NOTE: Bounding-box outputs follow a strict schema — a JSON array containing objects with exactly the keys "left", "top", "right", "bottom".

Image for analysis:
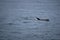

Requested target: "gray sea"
[{"left": 0, "top": 0, "right": 60, "bottom": 40}]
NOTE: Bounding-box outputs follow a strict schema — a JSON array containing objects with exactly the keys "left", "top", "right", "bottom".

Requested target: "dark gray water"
[{"left": 0, "top": 0, "right": 60, "bottom": 40}]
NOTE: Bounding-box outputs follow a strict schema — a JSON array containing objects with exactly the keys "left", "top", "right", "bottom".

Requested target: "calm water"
[{"left": 0, "top": 0, "right": 60, "bottom": 40}]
